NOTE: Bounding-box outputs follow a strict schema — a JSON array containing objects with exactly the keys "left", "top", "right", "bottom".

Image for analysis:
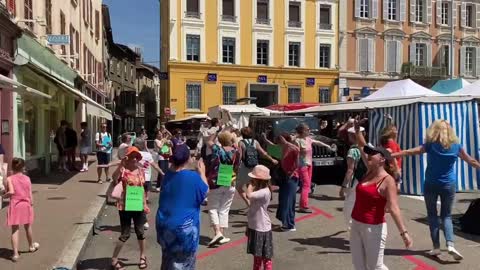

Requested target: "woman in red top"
[{"left": 350, "top": 125, "right": 412, "bottom": 270}]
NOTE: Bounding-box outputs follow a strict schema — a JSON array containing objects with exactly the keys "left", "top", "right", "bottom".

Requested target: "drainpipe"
[{"left": 450, "top": 0, "right": 454, "bottom": 79}]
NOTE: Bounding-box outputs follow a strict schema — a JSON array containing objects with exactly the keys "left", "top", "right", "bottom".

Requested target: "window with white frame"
[
  {"left": 360, "top": 0, "right": 369, "bottom": 18},
  {"left": 319, "top": 5, "right": 332, "bottom": 30},
  {"left": 257, "top": 40, "right": 269, "bottom": 65},
  {"left": 186, "top": 34, "right": 200, "bottom": 61},
  {"left": 222, "top": 0, "right": 236, "bottom": 22},
  {"left": 319, "top": 44, "right": 331, "bottom": 68},
  {"left": 288, "top": 42, "right": 301, "bottom": 67},
  {"left": 222, "top": 84, "right": 237, "bottom": 105},
  {"left": 465, "top": 47, "right": 475, "bottom": 76},
  {"left": 441, "top": 1, "right": 449, "bottom": 25},
  {"left": 288, "top": 87, "right": 301, "bottom": 103},
  {"left": 186, "top": 0, "right": 200, "bottom": 18},
  {"left": 256, "top": 0, "right": 270, "bottom": 25},
  {"left": 222, "top": 37, "right": 235, "bottom": 64},
  {"left": 319, "top": 88, "right": 331, "bottom": 103},
  {"left": 466, "top": 4, "right": 474, "bottom": 28},
  {"left": 415, "top": 0, "right": 424, "bottom": 22},
  {"left": 186, "top": 83, "right": 201, "bottom": 109},
  {"left": 415, "top": 43, "right": 427, "bottom": 66},
  {"left": 358, "top": 38, "right": 373, "bottom": 72},
  {"left": 288, "top": 1, "right": 301, "bottom": 28},
  {"left": 387, "top": 0, "right": 397, "bottom": 21},
  {"left": 386, "top": 40, "right": 400, "bottom": 73}
]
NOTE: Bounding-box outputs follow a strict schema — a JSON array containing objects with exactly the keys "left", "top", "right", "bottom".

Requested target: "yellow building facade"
[{"left": 160, "top": 0, "right": 339, "bottom": 119}]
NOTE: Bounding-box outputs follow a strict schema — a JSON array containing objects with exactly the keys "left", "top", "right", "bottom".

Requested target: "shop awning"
[{"left": 0, "top": 74, "right": 51, "bottom": 99}]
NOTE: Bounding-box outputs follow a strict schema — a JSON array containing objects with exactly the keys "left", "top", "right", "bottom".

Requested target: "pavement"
[
  {"left": 78, "top": 177, "right": 480, "bottom": 270},
  {"left": 0, "top": 152, "right": 117, "bottom": 270}
]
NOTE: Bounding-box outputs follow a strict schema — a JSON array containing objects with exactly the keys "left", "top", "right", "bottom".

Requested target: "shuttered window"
[
  {"left": 257, "top": 0, "right": 269, "bottom": 21},
  {"left": 359, "top": 38, "right": 372, "bottom": 72},
  {"left": 95, "top": 10, "right": 100, "bottom": 41},
  {"left": 223, "top": 0, "right": 234, "bottom": 16},
  {"left": 46, "top": 0, "right": 52, "bottom": 34},
  {"left": 288, "top": 87, "right": 301, "bottom": 103},
  {"left": 319, "top": 5, "right": 331, "bottom": 29},
  {"left": 60, "top": 11, "right": 66, "bottom": 55},
  {"left": 187, "top": 0, "right": 199, "bottom": 12},
  {"left": 222, "top": 84, "right": 237, "bottom": 105},
  {"left": 186, "top": 83, "right": 201, "bottom": 110},
  {"left": 386, "top": 41, "right": 400, "bottom": 73},
  {"left": 70, "top": 25, "right": 75, "bottom": 68},
  {"left": 186, "top": 35, "right": 200, "bottom": 61},
  {"left": 75, "top": 31, "right": 80, "bottom": 69},
  {"left": 289, "top": 1, "right": 301, "bottom": 25}
]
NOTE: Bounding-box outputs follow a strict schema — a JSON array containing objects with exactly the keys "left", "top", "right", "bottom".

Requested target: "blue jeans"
[
  {"left": 276, "top": 175, "right": 298, "bottom": 229},
  {"left": 423, "top": 181, "right": 456, "bottom": 249}
]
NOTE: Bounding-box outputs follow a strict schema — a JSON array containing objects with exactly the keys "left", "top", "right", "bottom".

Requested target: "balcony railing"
[
  {"left": 401, "top": 63, "right": 449, "bottom": 78},
  {"left": 256, "top": 17, "right": 271, "bottom": 25},
  {"left": 288, "top": 20, "right": 302, "bottom": 28},
  {"left": 185, "top": 11, "right": 201, "bottom": 19},
  {"left": 221, "top": 14, "right": 237, "bottom": 22},
  {"left": 319, "top": 23, "right": 332, "bottom": 30}
]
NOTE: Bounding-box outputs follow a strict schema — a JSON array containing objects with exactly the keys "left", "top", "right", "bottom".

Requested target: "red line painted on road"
[
  {"left": 197, "top": 206, "right": 333, "bottom": 260},
  {"left": 403, "top": 255, "right": 437, "bottom": 270}
]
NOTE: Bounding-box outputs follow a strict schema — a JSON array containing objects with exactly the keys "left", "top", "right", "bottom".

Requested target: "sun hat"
[
  {"left": 348, "top": 126, "right": 365, "bottom": 133},
  {"left": 363, "top": 144, "right": 393, "bottom": 161},
  {"left": 171, "top": 144, "right": 190, "bottom": 166},
  {"left": 248, "top": 165, "right": 271, "bottom": 181},
  {"left": 125, "top": 146, "right": 142, "bottom": 160}
]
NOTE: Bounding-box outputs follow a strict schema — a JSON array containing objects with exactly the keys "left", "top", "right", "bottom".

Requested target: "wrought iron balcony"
[
  {"left": 401, "top": 63, "right": 449, "bottom": 78},
  {"left": 185, "top": 11, "right": 201, "bottom": 19},
  {"left": 256, "top": 17, "right": 271, "bottom": 25},
  {"left": 221, "top": 14, "right": 237, "bottom": 22},
  {"left": 319, "top": 23, "right": 332, "bottom": 30},
  {"left": 288, "top": 20, "right": 302, "bottom": 28}
]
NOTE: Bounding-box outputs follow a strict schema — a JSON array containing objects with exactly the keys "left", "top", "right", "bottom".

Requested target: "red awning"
[{"left": 266, "top": 103, "right": 320, "bottom": 112}]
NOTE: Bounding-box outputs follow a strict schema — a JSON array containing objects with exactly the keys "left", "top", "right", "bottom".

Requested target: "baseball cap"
[
  {"left": 171, "top": 144, "right": 190, "bottom": 166},
  {"left": 363, "top": 144, "right": 393, "bottom": 161},
  {"left": 125, "top": 146, "right": 142, "bottom": 160}
]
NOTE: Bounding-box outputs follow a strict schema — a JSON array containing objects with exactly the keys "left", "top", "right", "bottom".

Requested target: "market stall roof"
[
  {"left": 208, "top": 104, "right": 280, "bottom": 116},
  {"left": 286, "top": 96, "right": 475, "bottom": 114},
  {"left": 266, "top": 103, "right": 320, "bottom": 111},
  {"left": 452, "top": 79, "right": 480, "bottom": 96},
  {"left": 167, "top": 114, "right": 209, "bottom": 123},
  {"left": 431, "top": 79, "right": 471, "bottom": 94},
  {"left": 362, "top": 79, "right": 442, "bottom": 100}
]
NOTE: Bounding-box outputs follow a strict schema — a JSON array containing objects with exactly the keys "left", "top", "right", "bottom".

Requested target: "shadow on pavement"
[
  {"left": 309, "top": 194, "right": 343, "bottom": 201},
  {"left": 77, "top": 257, "right": 136, "bottom": 270},
  {"left": 30, "top": 161, "right": 97, "bottom": 186},
  {"left": 413, "top": 215, "right": 480, "bottom": 244},
  {"left": 98, "top": 225, "right": 122, "bottom": 233}
]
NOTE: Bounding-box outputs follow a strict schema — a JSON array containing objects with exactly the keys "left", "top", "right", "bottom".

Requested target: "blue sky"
[{"left": 104, "top": 0, "right": 160, "bottom": 67}]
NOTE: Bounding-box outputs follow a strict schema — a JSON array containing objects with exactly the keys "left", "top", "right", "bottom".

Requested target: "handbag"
[{"left": 111, "top": 182, "right": 123, "bottom": 200}]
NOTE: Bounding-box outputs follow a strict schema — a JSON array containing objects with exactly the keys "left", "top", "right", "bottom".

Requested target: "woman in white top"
[{"left": 154, "top": 130, "right": 171, "bottom": 191}]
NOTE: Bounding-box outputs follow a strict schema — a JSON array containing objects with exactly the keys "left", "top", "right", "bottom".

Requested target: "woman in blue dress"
[{"left": 156, "top": 144, "right": 209, "bottom": 269}]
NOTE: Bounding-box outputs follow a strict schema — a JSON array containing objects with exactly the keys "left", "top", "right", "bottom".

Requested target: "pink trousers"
[
  {"left": 253, "top": 256, "right": 273, "bottom": 270},
  {"left": 299, "top": 165, "right": 313, "bottom": 209}
]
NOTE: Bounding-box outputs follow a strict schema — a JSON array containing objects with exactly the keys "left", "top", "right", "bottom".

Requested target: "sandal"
[
  {"left": 139, "top": 256, "right": 147, "bottom": 269},
  {"left": 111, "top": 261, "right": 125, "bottom": 270},
  {"left": 29, "top": 242, "right": 40, "bottom": 253}
]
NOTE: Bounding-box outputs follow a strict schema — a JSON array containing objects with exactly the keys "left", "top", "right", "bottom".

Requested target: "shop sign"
[
  {"left": 46, "top": 35, "right": 71, "bottom": 45},
  {"left": 159, "top": 72, "right": 169, "bottom": 80},
  {"left": 258, "top": 75, "right": 267, "bottom": 83},
  {"left": 207, "top": 73, "right": 217, "bottom": 82},
  {"left": 306, "top": 78, "right": 315, "bottom": 87}
]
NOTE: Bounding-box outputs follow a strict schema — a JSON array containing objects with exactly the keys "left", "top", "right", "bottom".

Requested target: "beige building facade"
[{"left": 339, "top": 0, "right": 480, "bottom": 99}]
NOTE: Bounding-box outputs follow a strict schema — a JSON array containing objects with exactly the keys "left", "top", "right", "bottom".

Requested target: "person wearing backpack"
[
  {"left": 95, "top": 123, "right": 113, "bottom": 184},
  {"left": 237, "top": 127, "right": 278, "bottom": 207},
  {"left": 339, "top": 127, "right": 366, "bottom": 231},
  {"left": 205, "top": 131, "right": 240, "bottom": 247}
]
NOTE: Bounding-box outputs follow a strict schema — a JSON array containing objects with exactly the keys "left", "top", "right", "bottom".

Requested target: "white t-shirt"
[
  {"left": 247, "top": 188, "right": 272, "bottom": 232},
  {"left": 139, "top": 151, "right": 154, "bottom": 182}
]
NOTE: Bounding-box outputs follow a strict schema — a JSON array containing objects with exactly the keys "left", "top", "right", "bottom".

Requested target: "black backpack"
[
  {"left": 242, "top": 139, "right": 259, "bottom": 168},
  {"left": 350, "top": 146, "right": 368, "bottom": 181},
  {"left": 460, "top": 198, "right": 480, "bottom": 235}
]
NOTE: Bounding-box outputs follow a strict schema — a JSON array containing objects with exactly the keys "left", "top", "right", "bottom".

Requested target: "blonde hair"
[
  {"left": 426, "top": 120, "right": 459, "bottom": 149},
  {"left": 218, "top": 131, "right": 234, "bottom": 147}
]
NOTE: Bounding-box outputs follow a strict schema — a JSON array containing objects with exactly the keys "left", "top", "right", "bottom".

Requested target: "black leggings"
[{"left": 118, "top": 210, "right": 146, "bottom": 242}]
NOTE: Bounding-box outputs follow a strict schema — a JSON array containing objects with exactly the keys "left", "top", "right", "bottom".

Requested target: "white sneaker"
[
  {"left": 144, "top": 222, "right": 149, "bottom": 230},
  {"left": 427, "top": 249, "right": 441, "bottom": 257},
  {"left": 219, "top": 237, "right": 231, "bottom": 244},
  {"left": 281, "top": 227, "right": 297, "bottom": 232},
  {"left": 447, "top": 246, "right": 463, "bottom": 261},
  {"left": 208, "top": 234, "right": 224, "bottom": 247}
]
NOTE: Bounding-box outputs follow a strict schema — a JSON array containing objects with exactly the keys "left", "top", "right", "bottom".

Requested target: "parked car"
[{"left": 249, "top": 115, "right": 347, "bottom": 186}]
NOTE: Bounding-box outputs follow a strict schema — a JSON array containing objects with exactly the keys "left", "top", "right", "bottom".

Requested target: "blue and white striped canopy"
[{"left": 369, "top": 100, "right": 480, "bottom": 195}]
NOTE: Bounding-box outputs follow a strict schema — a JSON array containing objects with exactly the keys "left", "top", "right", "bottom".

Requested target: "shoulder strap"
[{"left": 376, "top": 175, "right": 389, "bottom": 188}]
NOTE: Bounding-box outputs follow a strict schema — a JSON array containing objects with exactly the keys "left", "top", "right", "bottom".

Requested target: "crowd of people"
[{"left": 0, "top": 113, "right": 478, "bottom": 269}]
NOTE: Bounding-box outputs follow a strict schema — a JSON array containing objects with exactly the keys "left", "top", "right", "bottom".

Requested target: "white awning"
[
  {"left": 51, "top": 77, "right": 112, "bottom": 121},
  {"left": 0, "top": 74, "right": 52, "bottom": 99}
]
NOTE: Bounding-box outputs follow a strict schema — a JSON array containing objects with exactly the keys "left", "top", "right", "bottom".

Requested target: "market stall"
[
  {"left": 452, "top": 79, "right": 480, "bottom": 96},
  {"left": 431, "top": 78, "right": 471, "bottom": 94},
  {"left": 362, "top": 79, "right": 442, "bottom": 100},
  {"left": 208, "top": 104, "right": 281, "bottom": 129},
  {"left": 289, "top": 96, "right": 480, "bottom": 195}
]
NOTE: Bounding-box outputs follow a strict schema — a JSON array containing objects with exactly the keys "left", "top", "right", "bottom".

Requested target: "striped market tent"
[{"left": 369, "top": 98, "right": 480, "bottom": 195}]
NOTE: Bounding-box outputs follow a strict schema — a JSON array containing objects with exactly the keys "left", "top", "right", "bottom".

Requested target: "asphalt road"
[{"left": 78, "top": 182, "right": 480, "bottom": 270}]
